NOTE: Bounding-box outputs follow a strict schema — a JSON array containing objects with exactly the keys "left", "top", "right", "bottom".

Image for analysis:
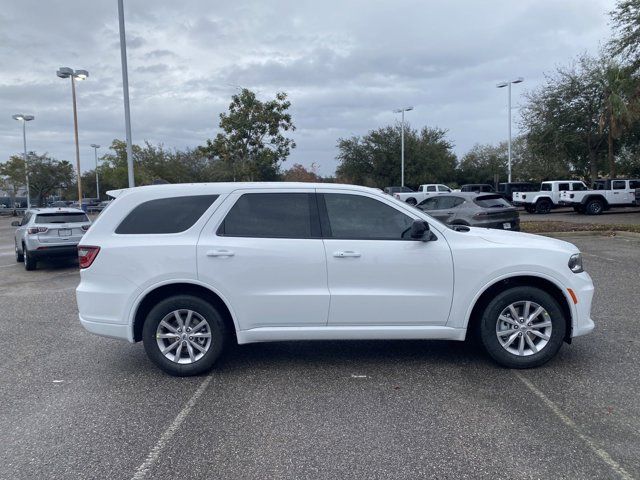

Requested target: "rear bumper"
[
  {"left": 79, "top": 315, "right": 132, "bottom": 341},
  {"left": 30, "top": 245, "right": 78, "bottom": 258}
]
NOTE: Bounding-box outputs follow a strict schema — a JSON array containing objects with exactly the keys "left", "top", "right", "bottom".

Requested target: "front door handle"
[
  {"left": 333, "top": 251, "right": 361, "bottom": 258},
  {"left": 207, "top": 249, "right": 235, "bottom": 257}
]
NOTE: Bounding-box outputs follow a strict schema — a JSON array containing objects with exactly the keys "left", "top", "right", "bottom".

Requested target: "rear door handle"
[
  {"left": 207, "top": 249, "right": 235, "bottom": 257},
  {"left": 333, "top": 251, "right": 361, "bottom": 258}
]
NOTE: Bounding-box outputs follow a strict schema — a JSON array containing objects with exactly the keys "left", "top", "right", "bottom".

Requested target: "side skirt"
[{"left": 236, "top": 325, "right": 467, "bottom": 345}]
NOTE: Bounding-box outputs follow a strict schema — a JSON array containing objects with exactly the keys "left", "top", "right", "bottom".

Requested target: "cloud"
[{"left": 0, "top": 0, "right": 616, "bottom": 177}]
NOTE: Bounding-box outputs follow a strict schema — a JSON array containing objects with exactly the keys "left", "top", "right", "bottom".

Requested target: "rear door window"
[
  {"left": 558, "top": 183, "right": 570, "bottom": 191},
  {"left": 612, "top": 180, "right": 627, "bottom": 190},
  {"left": 426, "top": 185, "right": 436, "bottom": 192},
  {"left": 541, "top": 183, "right": 552, "bottom": 191},
  {"left": 436, "top": 196, "right": 463, "bottom": 209},
  {"left": 218, "top": 193, "right": 318, "bottom": 238},
  {"left": 35, "top": 212, "right": 89, "bottom": 224},
  {"left": 116, "top": 195, "right": 219, "bottom": 234}
]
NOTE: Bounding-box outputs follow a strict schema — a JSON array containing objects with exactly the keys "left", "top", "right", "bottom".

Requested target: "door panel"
[
  {"left": 318, "top": 190, "right": 454, "bottom": 326},
  {"left": 197, "top": 190, "right": 329, "bottom": 330}
]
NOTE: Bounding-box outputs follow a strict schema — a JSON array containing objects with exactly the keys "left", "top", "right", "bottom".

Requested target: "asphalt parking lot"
[{"left": 1, "top": 215, "right": 639, "bottom": 480}]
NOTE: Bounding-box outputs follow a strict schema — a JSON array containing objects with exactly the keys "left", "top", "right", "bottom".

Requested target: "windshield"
[{"left": 35, "top": 212, "right": 89, "bottom": 224}]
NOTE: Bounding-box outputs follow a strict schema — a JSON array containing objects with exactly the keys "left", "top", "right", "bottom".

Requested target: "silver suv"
[{"left": 12, "top": 208, "right": 91, "bottom": 270}]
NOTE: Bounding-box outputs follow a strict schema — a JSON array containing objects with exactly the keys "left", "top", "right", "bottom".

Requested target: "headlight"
[{"left": 568, "top": 253, "right": 584, "bottom": 273}]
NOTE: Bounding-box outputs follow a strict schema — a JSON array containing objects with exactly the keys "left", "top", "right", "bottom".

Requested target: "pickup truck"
[
  {"left": 394, "top": 184, "right": 452, "bottom": 205},
  {"left": 559, "top": 178, "right": 640, "bottom": 214},
  {"left": 512, "top": 180, "right": 588, "bottom": 214}
]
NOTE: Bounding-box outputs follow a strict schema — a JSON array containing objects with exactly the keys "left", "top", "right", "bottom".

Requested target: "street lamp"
[
  {"left": 57, "top": 67, "right": 89, "bottom": 205},
  {"left": 90, "top": 144, "right": 101, "bottom": 200},
  {"left": 118, "top": 0, "right": 135, "bottom": 188},
  {"left": 393, "top": 106, "right": 414, "bottom": 187},
  {"left": 496, "top": 77, "right": 524, "bottom": 183},
  {"left": 12, "top": 114, "right": 34, "bottom": 209}
]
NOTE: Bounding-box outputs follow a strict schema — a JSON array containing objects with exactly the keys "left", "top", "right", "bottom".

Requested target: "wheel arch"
[
  {"left": 581, "top": 194, "right": 608, "bottom": 207},
  {"left": 466, "top": 275, "right": 573, "bottom": 343},
  {"left": 131, "top": 281, "right": 238, "bottom": 343}
]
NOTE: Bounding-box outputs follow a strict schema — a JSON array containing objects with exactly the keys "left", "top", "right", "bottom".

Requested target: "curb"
[{"left": 537, "top": 230, "right": 640, "bottom": 239}]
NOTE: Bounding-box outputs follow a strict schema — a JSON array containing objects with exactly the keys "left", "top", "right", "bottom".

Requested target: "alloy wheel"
[
  {"left": 155, "top": 309, "right": 212, "bottom": 364},
  {"left": 495, "top": 301, "right": 552, "bottom": 356}
]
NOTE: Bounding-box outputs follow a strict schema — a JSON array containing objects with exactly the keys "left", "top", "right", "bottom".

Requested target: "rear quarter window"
[
  {"left": 115, "top": 195, "right": 219, "bottom": 234},
  {"left": 35, "top": 212, "right": 89, "bottom": 224}
]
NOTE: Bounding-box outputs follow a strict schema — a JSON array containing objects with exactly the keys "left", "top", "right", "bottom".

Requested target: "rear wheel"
[
  {"left": 534, "top": 199, "right": 552, "bottom": 214},
  {"left": 406, "top": 197, "right": 417, "bottom": 205},
  {"left": 15, "top": 241, "right": 23, "bottom": 262},
  {"left": 524, "top": 205, "right": 535, "bottom": 213},
  {"left": 585, "top": 198, "right": 604, "bottom": 215},
  {"left": 142, "top": 295, "right": 228, "bottom": 376},
  {"left": 23, "top": 245, "right": 36, "bottom": 271},
  {"left": 478, "top": 286, "right": 566, "bottom": 368}
]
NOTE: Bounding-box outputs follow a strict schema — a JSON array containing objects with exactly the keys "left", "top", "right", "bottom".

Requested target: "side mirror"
[
  {"left": 11, "top": 221, "right": 20, "bottom": 227},
  {"left": 410, "top": 219, "right": 435, "bottom": 241}
]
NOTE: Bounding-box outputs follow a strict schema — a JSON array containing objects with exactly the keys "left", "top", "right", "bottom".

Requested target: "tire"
[
  {"left": 406, "top": 197, "right": 417, "bottom": 205},
  {"left": 524, "top": 205, "right": 535, "bottom": 214},
  {"left": 585, "top": 199, "right": 604, "bottom": 215},
  {"left": 23, "top": 245, "right": 36, "bottom": 271},
  {"left": 573, "top": 206, "right": 585, "bottom": 214},
  {"left": 478, "top": 286, "right": 566, "bottom": 368},
  {"left": 15, "top": 241, "right": 23, "bottom": 263},
  {"left": 142, "top": 294, "right": 228, "bottom": 376},
  {"left": 534, "top": 199, "right": 552, "bottom": 214}
]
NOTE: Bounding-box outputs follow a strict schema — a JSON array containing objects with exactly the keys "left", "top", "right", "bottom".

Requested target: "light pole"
[
  {"left": 12, "top": 114, "right": 34, "bottom": 209},
  {"left": 57, "top": 67, "right": 89, "bottom": 205},
  {"left": 118, "top": 0, "right": 135, "bottom": 188},
  {"left": 393, "top": 106, "right": 413, "bottom": 187},
  {"left": 90, "top": 144, "right": 101, "bottom": 200},
  {"left": 496, "top": 77, "right": 524, "bottom": 183}
]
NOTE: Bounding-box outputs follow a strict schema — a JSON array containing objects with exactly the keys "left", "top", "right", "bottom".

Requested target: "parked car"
[
  {"left": 497, "top": 182, "right": 539, "bottom": 203},
  {"left": 76, "top": 182, "right": 594, "bottom": 376},
  {"left": 559, "top": 178, "right": 640, "bottom": 214},
  {"left": 417, "top": 193, "right": 520, "bottom": 231},
  {"left": 393, "top": 184, "right": 453, "bottom": 205},
  {"left": 459, "top": 184, "right": 495, "bottom": 193},
  {"left": 512, "top": 180, "right": 588, "bottom": 214},
  {"left": 48, "top": 200, "right": 73, "bottom": 208},
  {"left": 384, "top": 186, "right": 413, "bottom": 195},
  {"left": 13, "top": 207, "right": 91, "bottom": 270}
]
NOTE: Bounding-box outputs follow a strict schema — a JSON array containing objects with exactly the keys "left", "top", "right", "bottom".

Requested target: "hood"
[{"left": 457, "top": 226, "right": 579, "bottom": 253}]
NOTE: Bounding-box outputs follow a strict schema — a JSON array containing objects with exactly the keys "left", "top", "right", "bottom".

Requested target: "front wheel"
[
  {"left": 15, "top": 242, "right": 24, "bottom": 262},
  {"left": 478, "top": 286, "right": 566, "bottom": 368},
  {"left": 142, "top": 295, "right": 228, "bottom": 376}
]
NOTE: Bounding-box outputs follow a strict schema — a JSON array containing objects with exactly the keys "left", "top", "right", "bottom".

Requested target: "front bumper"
[{"left": 570, "top": 272, "right": 595, "bottom": 338}]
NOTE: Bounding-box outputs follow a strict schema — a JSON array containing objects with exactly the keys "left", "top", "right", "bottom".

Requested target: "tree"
[
  {"left": 457, "top": 143, "right": 506, "bottom": 185},
  {"left": 282, "top": 163, "right": 321, "bottom": 182},
  {"left": 1, "top": 153, "right": 74, "bottom": 206},
  {"left": 597, "top": 62, "right": 640, "bottom": 177},
  {"left": 610, "top": 0, "right": 640, "bottom": 69},
  {"left": 0, "top": 155, "right": 26, "bottom": 204},
  {"left": 335, "top": 124, "right": 457, "bottom": 188},
  {"left": 520, "top": 54, "right": 608, "bottom": 181},
  {"left": 199, "top": 89, "right": 296, "bottom": 181}
]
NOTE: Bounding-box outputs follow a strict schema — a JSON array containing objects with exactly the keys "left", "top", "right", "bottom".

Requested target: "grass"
[{"left": 521, "top": 221, "right": 640, "bottom": 234}]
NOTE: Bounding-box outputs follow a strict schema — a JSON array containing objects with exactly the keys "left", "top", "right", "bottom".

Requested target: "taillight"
[
  {"left": 81, "top": 225, "right": 90, "bottom": 232},
  {"left": 27, "top": 227, "right": 48, "bottom": 234},
  {"left": 78, "top": 245, "right": 100, "bottom": 269}
]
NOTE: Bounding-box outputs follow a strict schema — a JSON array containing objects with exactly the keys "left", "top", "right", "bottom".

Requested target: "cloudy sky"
[{"left": 0, "top": 0, "right": 616, "bottom": 176}]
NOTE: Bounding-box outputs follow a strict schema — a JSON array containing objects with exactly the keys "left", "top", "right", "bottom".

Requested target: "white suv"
[
  {"left": 13, "top": 207, "right": 91, "bottom": 270},
  {"left": 76, "top": 183, "right": 594, "bottom": 376}
]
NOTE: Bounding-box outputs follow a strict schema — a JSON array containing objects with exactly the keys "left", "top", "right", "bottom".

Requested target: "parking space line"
[
  {"left": 130, "top": 375, "right": 213, "bottom": 480},
  {"left": 515, "top": 372, "right": 634, "bottom": 480}
]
